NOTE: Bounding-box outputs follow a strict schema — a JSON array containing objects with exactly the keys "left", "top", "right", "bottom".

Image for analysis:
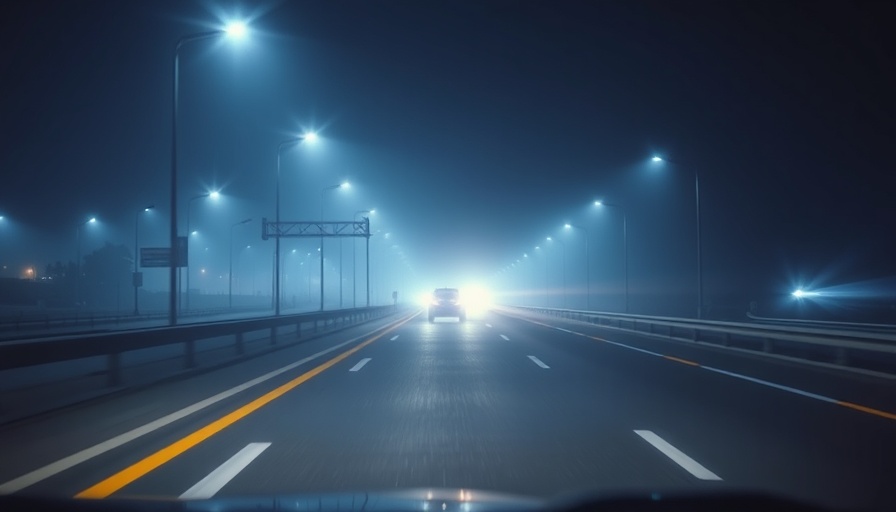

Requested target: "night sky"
[{"left": 1, "top": 1, "right": 894, "bottom": 315}]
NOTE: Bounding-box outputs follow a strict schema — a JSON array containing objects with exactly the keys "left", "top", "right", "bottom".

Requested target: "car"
[{"left": 428, "top": 287, "right": 466, "bottom": 323}]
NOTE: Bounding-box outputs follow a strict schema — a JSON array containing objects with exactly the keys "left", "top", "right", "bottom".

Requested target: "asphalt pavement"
[{"left": 0, "top": 308, "right": 893, "bottom": 510}]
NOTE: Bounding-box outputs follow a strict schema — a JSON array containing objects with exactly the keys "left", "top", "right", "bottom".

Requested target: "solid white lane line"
[
  {"left": 179, "top": 443, "right": 270, "bottom": 499},
  {"left": 390, "top": 335, "right": 399, "bottom": 341},
  {"left": 634, "top": 430, "right": 721, "bottom": 481},
  {"left": 500, "top": 334, "right": 510, "bottom": 341},
  {"left": 486, "top": 323, "right": 493, "bottom": 328},
  {"left": 349, "top": 358, "right": 372, "bottom": 372},
  {"left": 702, "top": 366, "right": 838, "bottom": 403},
  {"left": 527, "top": 355, "right": 550, "bottom": 369},
  {"left": 0, "top": 322, "right": 404, "bottom": 494}
]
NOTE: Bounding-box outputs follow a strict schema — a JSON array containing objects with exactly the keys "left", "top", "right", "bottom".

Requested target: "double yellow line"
[{"left": 77, "top": 312, "right": 417, "bottom": 499}]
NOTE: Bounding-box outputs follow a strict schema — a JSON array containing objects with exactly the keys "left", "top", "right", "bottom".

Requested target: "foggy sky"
[{"left": 1, "top": 0, "right": 894, "bottom": 311}]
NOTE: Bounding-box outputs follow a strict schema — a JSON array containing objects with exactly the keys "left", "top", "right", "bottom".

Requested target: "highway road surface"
[{"left": 0, "top": 308, "right": 893, "bottom": 510}]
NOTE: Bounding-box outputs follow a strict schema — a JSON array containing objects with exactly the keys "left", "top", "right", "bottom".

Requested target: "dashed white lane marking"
[
  {"left": 349, "top": 358, "right": 372, "bottom": 372},
  {"left": 500, "top": 334, "right": 510, "bottom": 341},
  {"left": 0, "top": 330, "right": 379, "bottom": 495},
  {"left": 527, "top": 355, "right": 550, "bottom": 369},
  {"left": 485, "top": 323, "right": 493, "bottom": 328},
  {"left": 634, "top": 430, "right": 721, "bottom": 481},
  {"left": 390, "top": 335, "right": 399, "bottom": 341},
  {"left": 180, "top": 443, "right": 271, "bottom": 499}
]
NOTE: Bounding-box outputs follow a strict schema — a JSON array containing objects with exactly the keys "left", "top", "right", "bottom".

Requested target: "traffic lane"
[
  {"left": 0, "top": 311, "right": 415, "bottom": 496},
  {"left": 109, "top": 313, "right": 707, "bottom": 499},
  {"left": 495, "top": 308, "right": 896, "bottom": 416},
  {"left": 486, "top": 311, "right": 896, "bottom": 510}
]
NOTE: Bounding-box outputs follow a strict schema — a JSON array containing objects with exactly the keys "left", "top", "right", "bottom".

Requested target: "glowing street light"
[
  {"left": 563, "top": 222, "right": 590, "bottom": 310},
  {"left": 224, "top": 21, "right": 248, "bottom": 39},
  {"left": 273, "top": 131, "right": 318, "bottom": 316},
  {"left": 353, "top": 209, "right": 374, "bottom": 308},
  {"left": 318, "top": 182, "right": 350, "bottom": 310},
  {"left": 229, "top": 218, "right": 252, "bottom": 309},
  {"left": 651, "top": 155, "right": 703, "bottom": 318},
  {"left": 593, "top": 199, "right": 628, "bottom": 313},
  {"left": 184, "top": 191, "right": 219, "bottom": 312},
  {"left": 75, "top": 216, "right": 98, "bottom": 307},
  {"left": 546, "top": 235, "right": 567, "bottom": 308},
  {"left": 168, "top": 21, "right": 249, "bottom": 326},
  {"left": 133, "top": 204, "right": 154, "bottom": 315}
]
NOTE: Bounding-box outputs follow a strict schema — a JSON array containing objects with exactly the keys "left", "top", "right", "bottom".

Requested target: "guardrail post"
[
  {"left": 185, "top": 340, "right": 196, "bottom": 369},
  {"left": 235, "top": 332, "right": 244, "bottom": 355},
  {"left": 108, "top": 352, "right": 122, "bottom": 387}
]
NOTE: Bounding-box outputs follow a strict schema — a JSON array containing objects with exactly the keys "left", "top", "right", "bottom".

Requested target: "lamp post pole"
[
  {"left": 229, "top": 218, "right": 251, "bottom": 309},
  {"left": 134, "top": 206, "right": 153, "bottom": 315},
  {"left": 168, "top": 22, "right": 247, "bottom": 326},
  {"left": 653, "top": 157, "right": 702, "bottom": 318}
]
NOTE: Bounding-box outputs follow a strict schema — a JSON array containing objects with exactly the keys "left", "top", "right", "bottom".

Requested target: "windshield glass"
[{"left": 0, "top": 1, "right": 893, "bottom": 511}]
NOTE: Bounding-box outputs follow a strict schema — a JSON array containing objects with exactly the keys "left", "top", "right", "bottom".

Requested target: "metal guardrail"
[
  {"left": 507, "top": 306, "right": 896, "bottom": 375},
  {"left": 745, "top": 312, "right": 896, "bottom": 334},
  {"left": 0, "top": 305, "right": 274, "bottom": 334},
  {"left": 0, "top": 306, "right": 401, "bottom": 388}
]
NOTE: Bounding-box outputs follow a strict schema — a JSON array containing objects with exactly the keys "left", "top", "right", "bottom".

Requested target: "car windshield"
[{"left": 0, "top": 1, "right": 894, "bottom": 512}]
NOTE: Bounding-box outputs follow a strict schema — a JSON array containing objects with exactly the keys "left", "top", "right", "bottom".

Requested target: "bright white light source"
[
  {"left": 792, "top": 289, "right": 819, "bottom": 299},
  {"left": 88, "top": 217, "right": 97, "bottom": 223},
  {"left": 209, "top": 191, "right": 221, "bottom": 200},
  {"left": 792, "top": 289, "right": 805, "bottom": 298},
  {"left": 225, "top": 21, "right": 248, "bottom": 38},
  {"left": 652, "top": 156, "right": 663, "bottom": 162},
  {"left": 303, "top": 132, "right": 318, "bottom": 143},
  {"left": 594, "top": 200, "right": 603, "bottom": 207},
  {"left": 340, "top": 181, "right": 351, "bottom": 189}
]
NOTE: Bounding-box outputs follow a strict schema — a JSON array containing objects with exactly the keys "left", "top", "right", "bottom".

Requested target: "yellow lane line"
[
  {"left": 76, "top": 312, "right": 417, "bottom": 499},
  {"left": 663, "top": 355, "right": 700, "bottom": 366},
  {"left": 837, "top": 401, "right": 896, "bottom": 421}
]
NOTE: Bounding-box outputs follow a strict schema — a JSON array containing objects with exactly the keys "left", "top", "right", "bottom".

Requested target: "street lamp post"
[
  {"left": 564, "top": 223, "right": 590, "bottom": 310},
  {"left": 274, "top": 133, "right": 317, "bottom": 316},
  {"left": 229, "top": 218, "right": 252, "bottom": 309},
  {"left": 353, "top": 209, "right": 373, "bottom": 308},
  {"left": 546, "top": 236, "right": 566, "bottom": 308},
  {"left": 319, "top": 182, "right": 348, "bottom": 311},
  {"left": 169, "top": 22, "right": 247, "bottom": 326},
  {"left": 75, "top": 217, "right": 97, "bottom": 308},
  {"left": 652, "top": 156, "right": 702, "bottom": 318},
  {"left": 594, "top": 200, "right": 628, "bottom": 313},
  {"left": 185, "top": 191, "right": 217, "bottom": 312},
  {"left": 134, "top": 205, "right": 154, "bottom": 315}
]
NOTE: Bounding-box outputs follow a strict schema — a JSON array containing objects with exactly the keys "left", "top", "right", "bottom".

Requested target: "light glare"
[{"left": 225, "top": 21, "right": 247, "bottom": 38}]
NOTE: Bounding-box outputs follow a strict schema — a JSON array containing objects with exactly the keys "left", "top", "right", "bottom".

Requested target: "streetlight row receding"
[{"left": 168, "top": 20, "right": 249, "bottom": 326}]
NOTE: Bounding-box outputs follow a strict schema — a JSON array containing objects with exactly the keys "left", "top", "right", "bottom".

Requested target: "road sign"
[
  {"left": 141, "top": 248, "right": 171, "bottom": 268},
  {"left": 175, "top": 236, "right": 188, "bottom": 266}
]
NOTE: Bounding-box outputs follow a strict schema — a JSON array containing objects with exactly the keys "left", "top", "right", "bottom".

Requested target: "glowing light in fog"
[{"left": 224, "top": 21, "right": 248, "bottom": 38}]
